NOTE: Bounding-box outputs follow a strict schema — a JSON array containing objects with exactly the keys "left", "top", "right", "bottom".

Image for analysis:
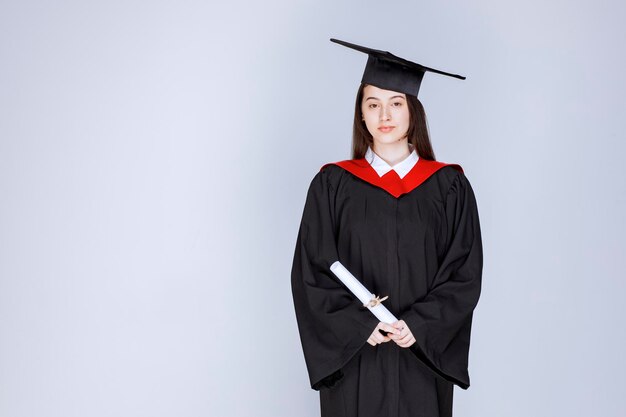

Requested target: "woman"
[{"left": 291, "top": 38, "right": 483, "bottom": 417}]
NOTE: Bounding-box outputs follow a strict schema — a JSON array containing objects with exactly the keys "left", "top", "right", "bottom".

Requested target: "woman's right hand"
[{"left": 367, "top": 322, "right": 399, "bottom": 346}]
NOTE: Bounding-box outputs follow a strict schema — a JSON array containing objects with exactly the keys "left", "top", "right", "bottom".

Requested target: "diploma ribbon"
[{"left": 363, "top": 295, "right": 389, "bottom": 308}]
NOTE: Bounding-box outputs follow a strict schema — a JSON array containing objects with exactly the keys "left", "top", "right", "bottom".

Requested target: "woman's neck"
[{"left": 372, "top": 140, "right": 411, "bottom": 166}]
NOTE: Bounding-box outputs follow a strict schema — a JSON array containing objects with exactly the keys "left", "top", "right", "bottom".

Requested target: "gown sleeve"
[
  {"left": 291, "top": 167, "right": 380, "bottom": 391},
  {"left": 401, "top": 170, "right": 483, "bottom": 390}
]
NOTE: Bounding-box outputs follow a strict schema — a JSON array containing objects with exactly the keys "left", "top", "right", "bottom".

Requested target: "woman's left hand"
[{"left": 388, "top": 320, "right": 416, "bottom": 348}]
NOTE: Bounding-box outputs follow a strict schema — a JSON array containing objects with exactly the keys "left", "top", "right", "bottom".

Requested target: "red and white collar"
[
  {"left": 364, "top": 145, "right": 419, "bottom": 179},
  {"left": 321, "top": 148, "right": 463, "bottom": 198}
]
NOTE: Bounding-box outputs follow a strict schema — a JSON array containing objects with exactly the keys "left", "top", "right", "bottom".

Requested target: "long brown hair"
[{"left": 352, "top": 83, "right": 436, "bottom": 161}]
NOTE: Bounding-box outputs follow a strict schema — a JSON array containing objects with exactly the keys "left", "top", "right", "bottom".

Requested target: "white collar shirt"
[{"left": 364, "top": 145, "right": 419, "bottom": 179}]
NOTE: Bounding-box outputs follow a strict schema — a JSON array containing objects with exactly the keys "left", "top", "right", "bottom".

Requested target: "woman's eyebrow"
[{"left": 365, "top": 95, "right": 405, "bottom": 101}]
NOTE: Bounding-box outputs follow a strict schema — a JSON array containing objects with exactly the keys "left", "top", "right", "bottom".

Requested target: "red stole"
[{"left": 321, "top": 158, "right": 463, "bottom": 198}]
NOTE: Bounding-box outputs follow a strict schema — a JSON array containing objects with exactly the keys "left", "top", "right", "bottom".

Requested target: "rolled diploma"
[{"left": 330, "top": 261, "right": 398, "bottom": 324}]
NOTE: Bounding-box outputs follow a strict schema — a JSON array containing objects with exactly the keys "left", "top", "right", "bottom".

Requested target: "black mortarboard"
[{"left": 330, "top": 38, "right": 465, "bottom": 97}]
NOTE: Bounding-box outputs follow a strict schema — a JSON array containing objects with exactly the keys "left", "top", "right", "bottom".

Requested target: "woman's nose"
[{"left": 380, "top": 106, "right": 391, "bottom": 121}]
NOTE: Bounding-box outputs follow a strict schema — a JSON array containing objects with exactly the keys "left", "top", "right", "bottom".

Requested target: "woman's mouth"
[{"left": 378, "top": 126, "right": 395, "bottom": 133}]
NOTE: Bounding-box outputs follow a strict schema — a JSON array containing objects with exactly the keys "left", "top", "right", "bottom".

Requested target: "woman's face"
[{"left": 361, "top": 84, "right": 410, "bottom": 148}]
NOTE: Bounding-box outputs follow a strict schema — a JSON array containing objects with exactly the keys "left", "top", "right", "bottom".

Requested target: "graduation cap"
[{"left": 330, "top": 38, "right": 465, "bottom": 97}]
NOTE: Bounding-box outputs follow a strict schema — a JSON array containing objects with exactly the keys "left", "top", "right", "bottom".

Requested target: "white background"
[{"left": 1, "top": 1, "right": 625, "bottom": 416}]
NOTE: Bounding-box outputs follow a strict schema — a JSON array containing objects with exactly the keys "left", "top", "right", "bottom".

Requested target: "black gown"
[{"left": 290, "top": 156, "right": 483, "bottom": 417}]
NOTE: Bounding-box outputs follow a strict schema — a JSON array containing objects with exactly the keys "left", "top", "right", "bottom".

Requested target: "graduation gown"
[{"left": 290, "top": 156, "right": 483, "bottom": 417}]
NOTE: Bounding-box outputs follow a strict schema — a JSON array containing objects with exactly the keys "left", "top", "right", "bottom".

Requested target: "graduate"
[{"left": 291, "top": 38, "right": 483, "bottom": 417}]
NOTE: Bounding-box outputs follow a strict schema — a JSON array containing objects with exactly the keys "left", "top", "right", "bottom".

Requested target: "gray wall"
[{"left": 1, "top": 1, "right": 624, "bottom": 416}]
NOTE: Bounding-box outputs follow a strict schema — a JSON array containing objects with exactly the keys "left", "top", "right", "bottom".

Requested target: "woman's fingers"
[
  {"left": 375, "top": 332, "right": 390, "bottom": 343},
  {"left": 368, "top": 322, "right": 395, "bottom": 345},
  {"left": 386, "top": 320, "right": 416, "bottom": 348},
  {"left": 387, "top": 327, "right": 408, "bottom": 340},
  {"left": 368, "top": 319, "right": 416, "bottom": 348},
  {"left": 388, "top": 327, "right": 406, "bottom": 339},
  {"left": 391, "top": 320, "right": 406, "bottom": 330},
  {"left": 378, "top": 322, "right": 399, "bottom": 335},
  {"left": 397, "top": 335, "right": 416, "bottom": 348},
  {"left": 396, "top": 332, "right": 412, "bottom": 343},
  {"left": 370, "top": 333, "right": 414, "bottom": 347},
  {"left": 399, "top": 337, "right": 416, "bottom": 348}
]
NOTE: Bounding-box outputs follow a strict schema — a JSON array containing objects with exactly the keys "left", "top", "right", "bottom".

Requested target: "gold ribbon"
[{"left": 363, "top": 295, "right": 389, "bottom": 308}]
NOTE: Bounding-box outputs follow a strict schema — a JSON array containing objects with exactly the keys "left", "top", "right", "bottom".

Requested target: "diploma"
[{"left": 330, "top": 261, "right": 398, "bottom": 324}]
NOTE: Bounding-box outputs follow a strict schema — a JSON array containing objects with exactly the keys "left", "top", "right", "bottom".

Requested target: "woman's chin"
[{"left": 372, "top": 136, "right": 408, "bottom": 146}]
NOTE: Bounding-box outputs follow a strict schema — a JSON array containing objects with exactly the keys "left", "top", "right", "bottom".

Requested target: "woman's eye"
[
  {"left": 392, "top": 102, "right": 403, "bottom": 107},
  {"left": 368, "top": 104, "right": 378, "bottom": 109}
]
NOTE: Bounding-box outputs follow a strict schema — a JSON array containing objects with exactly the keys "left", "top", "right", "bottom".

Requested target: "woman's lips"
[{"left": 378, "top": 126, "right": 395, "bottom": 133}]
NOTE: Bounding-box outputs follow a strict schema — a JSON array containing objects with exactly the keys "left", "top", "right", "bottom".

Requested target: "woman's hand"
[
  {"left": 387, "top": 320, "right": 416, "bottom": 348},
  {"left": 367, "top": 322, "right": 399, "bottom": 346}
]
